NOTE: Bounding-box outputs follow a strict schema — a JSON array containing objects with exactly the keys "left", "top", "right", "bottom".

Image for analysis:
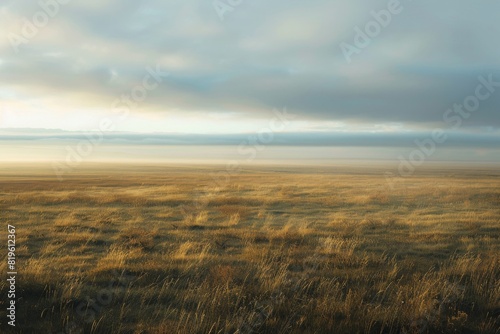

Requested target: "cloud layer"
[{"left": 1, "top": 0, "right": 500, "bottom": 136}]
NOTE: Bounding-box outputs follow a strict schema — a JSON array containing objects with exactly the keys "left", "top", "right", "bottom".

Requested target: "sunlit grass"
[{"left": 0, "top": 164, "right": 499, "bottom": 333}]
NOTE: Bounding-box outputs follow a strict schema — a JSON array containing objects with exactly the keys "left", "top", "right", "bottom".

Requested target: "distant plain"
[{"left": 0, "top": 163, "right": 499, "bottom": 333}]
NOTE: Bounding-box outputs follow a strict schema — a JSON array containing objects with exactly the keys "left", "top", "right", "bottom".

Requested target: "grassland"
[{"left": 0, "top": 163, "right": 499, "bottom": 334}]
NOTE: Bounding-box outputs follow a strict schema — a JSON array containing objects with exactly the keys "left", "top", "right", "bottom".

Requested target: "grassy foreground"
[{"left": 0, "top": 164, "right": 499, "bottom": 333}]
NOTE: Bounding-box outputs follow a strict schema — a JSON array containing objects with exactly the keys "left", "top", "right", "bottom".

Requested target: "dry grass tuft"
[{"left": 119, "top": 227, "right": 156, "bottom": 250}]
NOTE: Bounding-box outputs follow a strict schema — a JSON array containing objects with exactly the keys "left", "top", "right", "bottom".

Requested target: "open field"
[{"left": 0, "top": 163, "right": 499, "bottom": 334}]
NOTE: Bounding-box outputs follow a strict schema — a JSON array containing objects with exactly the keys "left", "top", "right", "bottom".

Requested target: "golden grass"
[{"left": 0, "top": 164, "right": 498, "bottom": 333}]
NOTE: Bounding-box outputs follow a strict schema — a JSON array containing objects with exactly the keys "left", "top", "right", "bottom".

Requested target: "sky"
[{"left": 0, "top": 0, "right": 499, "bottom": 163}]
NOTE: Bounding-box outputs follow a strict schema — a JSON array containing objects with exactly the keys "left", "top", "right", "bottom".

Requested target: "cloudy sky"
[{"left": 1, "top": 0, "right": 499, "bottom": 162}]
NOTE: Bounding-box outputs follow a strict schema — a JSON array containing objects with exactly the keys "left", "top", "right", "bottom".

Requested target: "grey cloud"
[
  {"left": 1, "top": 129, "right": 498, "bottom": 149},
  {"left": 1, "top": 0, "right": 500, "bottom": 129}
]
